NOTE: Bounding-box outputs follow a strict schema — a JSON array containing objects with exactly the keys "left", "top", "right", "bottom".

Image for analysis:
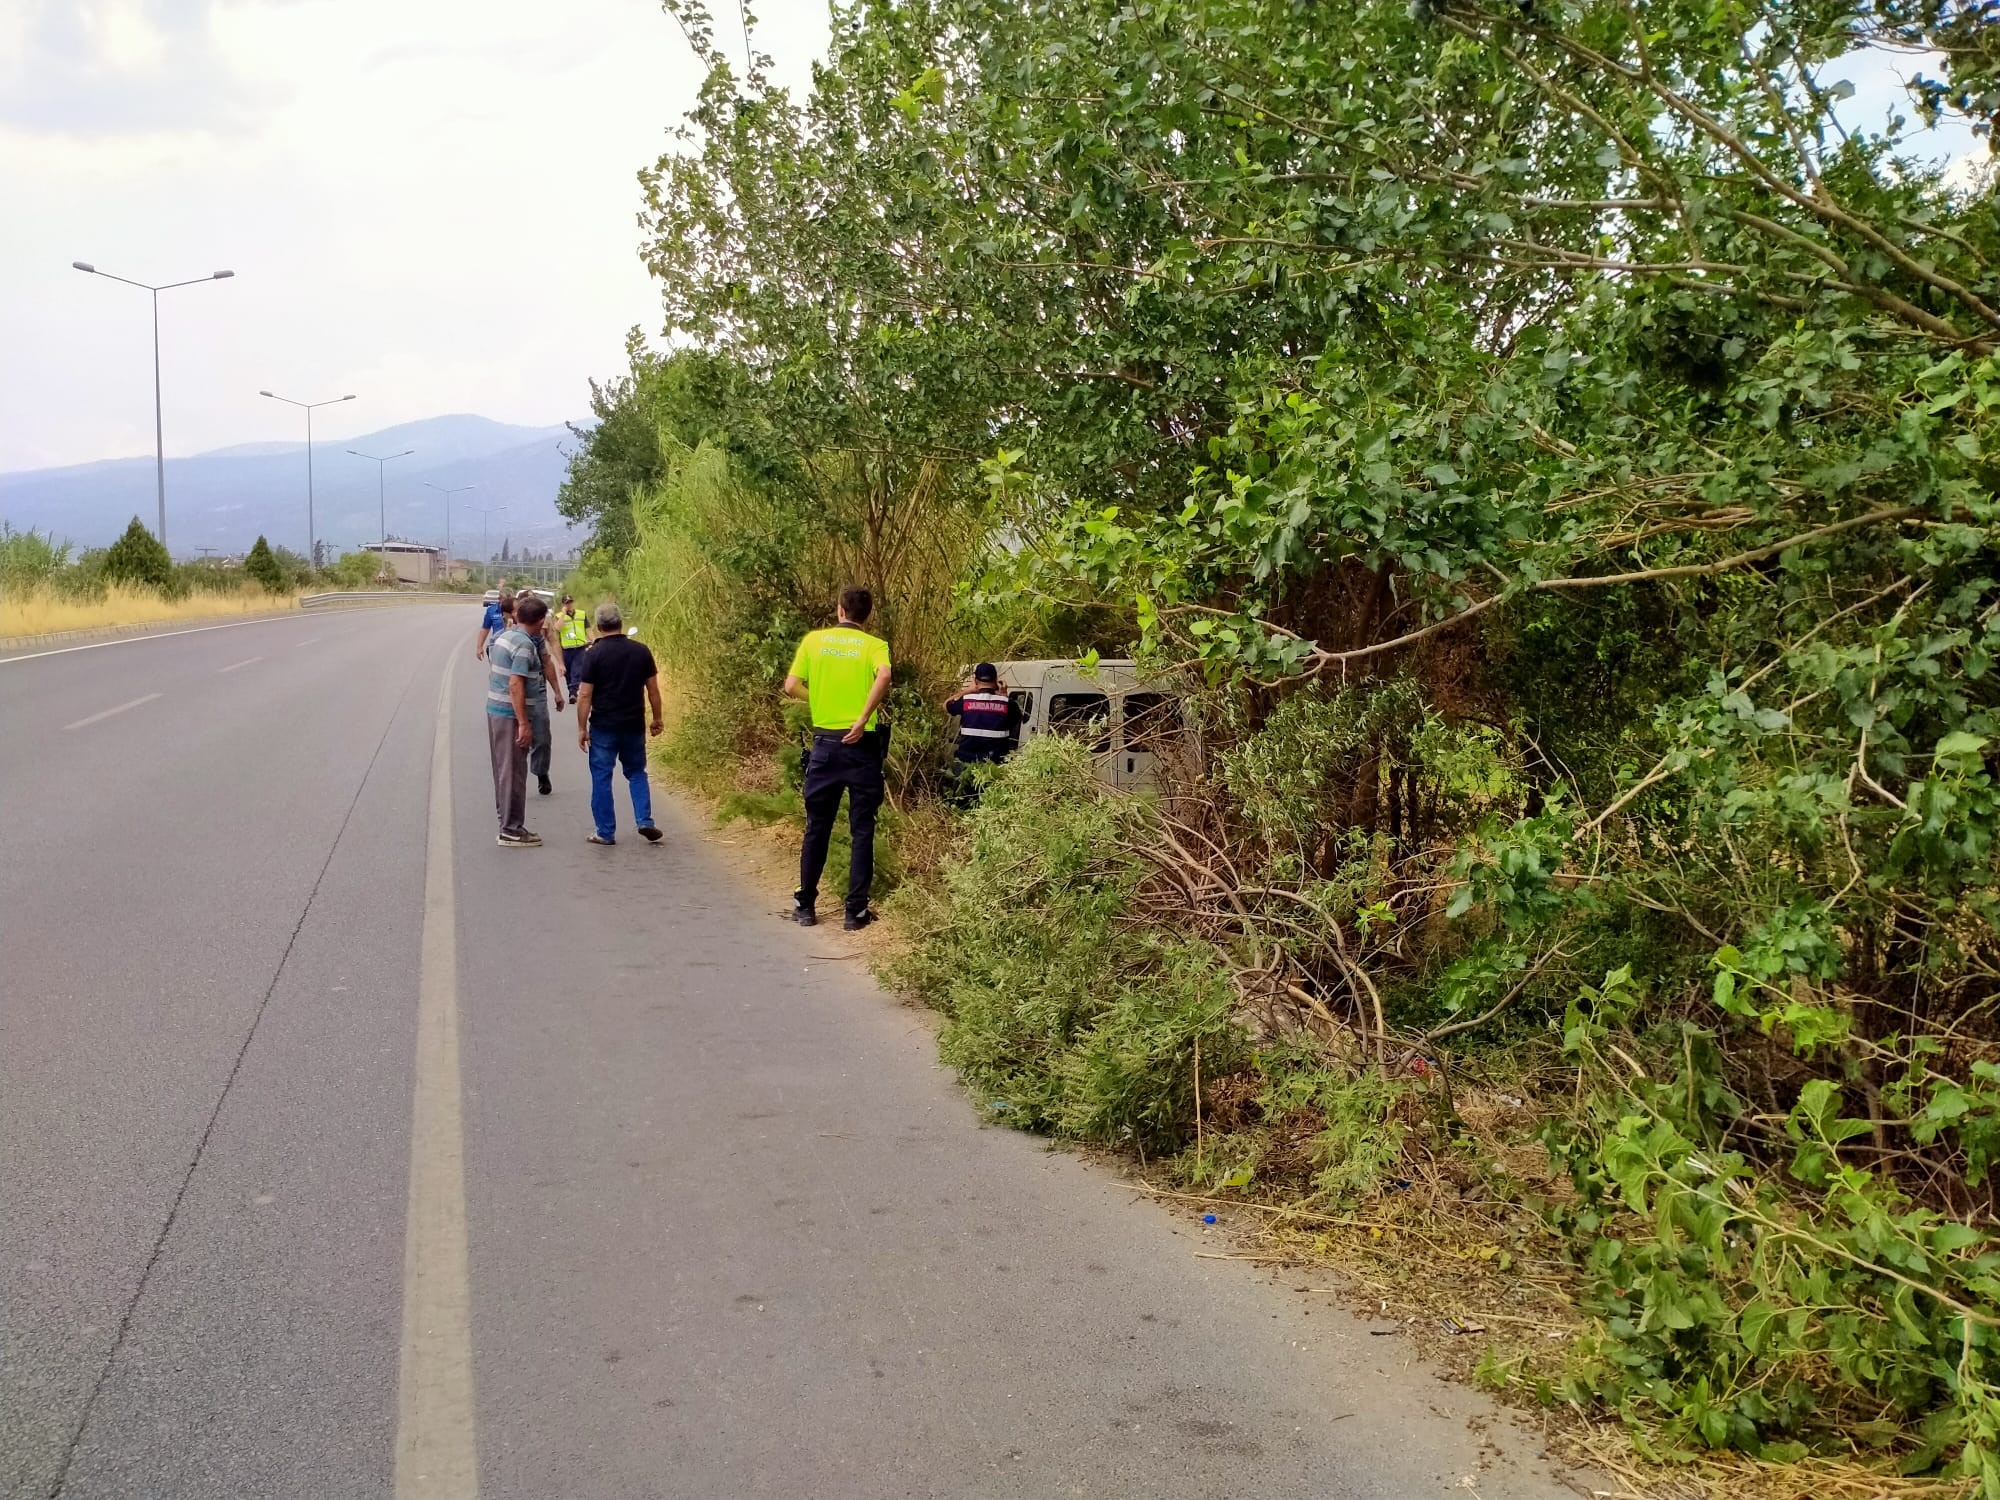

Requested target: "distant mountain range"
[{"left": 0, "top": 414, "right": 584, "bottom": 561}]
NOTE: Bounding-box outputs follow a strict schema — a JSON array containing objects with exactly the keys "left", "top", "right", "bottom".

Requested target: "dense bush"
[{"left": 891, "top": 738, "right": 1247, "bottom": 1152}]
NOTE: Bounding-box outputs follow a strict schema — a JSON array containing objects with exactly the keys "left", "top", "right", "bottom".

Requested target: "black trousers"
[
  {"left": 947, "top": 749, "right": 1010, "bottom": 809},
  {"left": 798, "top": 729, "right": 886, "bottom": 916}
]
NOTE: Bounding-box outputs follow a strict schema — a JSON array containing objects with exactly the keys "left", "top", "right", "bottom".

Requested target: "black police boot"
[
  {"left": 792, "top": 891, "right": 818, "bottom": 927},
  {"left": 843, "top": 909, "right": 877, "bottom": 932}
]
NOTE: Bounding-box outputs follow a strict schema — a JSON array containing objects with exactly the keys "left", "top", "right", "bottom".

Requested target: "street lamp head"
[
  {"left": 340, "top": 394, "right": 356, "bottom": 402},
  {"left": 72, "top": 261, "right": 96, "bottom": 273},
  {"left": 259, "top": 389, "right": 275, "bottom": 398},
  {"left": 212, "top": 270, "right": 234, "bottom": 280}
]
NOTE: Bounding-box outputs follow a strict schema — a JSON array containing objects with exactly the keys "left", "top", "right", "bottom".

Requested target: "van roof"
[{"left": 993, "top": 658, "right": 1137, "bottom": 671}]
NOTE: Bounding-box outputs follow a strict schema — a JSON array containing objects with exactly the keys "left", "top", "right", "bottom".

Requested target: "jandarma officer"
[
  {"left": 783, "top": 587, "right": 893, "bottom": 931},
  {"left": 944, "top": 662, "right": 1021, "bottom": 807}
]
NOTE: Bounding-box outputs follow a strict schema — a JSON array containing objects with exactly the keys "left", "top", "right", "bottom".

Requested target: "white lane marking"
[
  {"left": 395, "top": 651, "right": 478, "bottom": 1498},
  {"left": 217, "top": 655, "right": 265, "bottom": 674},
  {"left": 0, "top": 614, "right": 302, "bottom": 664},
  {"left": 61, "top": 692, "right": 162, "bottom": 731},
  {"left": 293, "top": 637, "right": 322, "bottom": 649}
]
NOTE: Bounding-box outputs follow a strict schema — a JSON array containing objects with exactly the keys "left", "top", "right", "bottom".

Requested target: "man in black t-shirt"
[{"left": 573, "top": 603, "right": 664, "bottom": 847}]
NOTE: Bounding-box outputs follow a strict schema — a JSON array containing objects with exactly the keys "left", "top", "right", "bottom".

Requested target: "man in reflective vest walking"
[
  {"left": 783, "top": 587, "right": 894, "bottom": 930},
  {"left": 557, "top": 596, "right": 589, "bottom": 687}
]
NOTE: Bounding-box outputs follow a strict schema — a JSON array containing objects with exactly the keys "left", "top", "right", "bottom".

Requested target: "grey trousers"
[
  {"left": 487, "top": 714, "right": 528, "bottom": 836},
  {"left": 528, "top": 699, "right": 551, "bottom": 779}
]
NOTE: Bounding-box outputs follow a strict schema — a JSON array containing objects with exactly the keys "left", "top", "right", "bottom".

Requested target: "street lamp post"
[
  {"left": 260, "top": 391, "right": 355, "bottom": 567},
  {"left": 348, "top": 447, "right": 415, "bottom": 576},
  {"left": 424, "top": 482, "right": 476, "bottom": 587},
  {"left": 71, "top": 261, "right": 234, "bottom": 552},
  {"left": 472, "top": 503, "right": 507, "bottom": 589}
]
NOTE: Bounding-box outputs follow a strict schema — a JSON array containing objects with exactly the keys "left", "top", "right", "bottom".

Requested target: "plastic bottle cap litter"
[{"left": 1203, "top": 1214, "right": 1217, "bottom": 1224}]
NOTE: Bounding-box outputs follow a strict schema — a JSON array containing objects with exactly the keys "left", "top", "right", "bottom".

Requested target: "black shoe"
[
  {"left": 638, "top": 825, "right": 663, "bottom": 843},
  {"left": 843, "top": 909, "right": 877, "bottom": 932},
  {"left": 537, "top": 774, "right": 552, "bottom": 795},
  {"left": 793, "top": 906, "right": 818, "bottom": 927}
]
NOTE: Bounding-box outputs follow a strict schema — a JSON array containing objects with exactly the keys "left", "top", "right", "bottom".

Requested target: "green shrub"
[
  {"left": 1549, "top": 966, "right": 2000, "bottom": 1480},
  {"left": 101, "top": 517, "right": 172, "bottom": 591},
  {"left": 0, "top": 524, "right": 71, "bottom": 592},
  {"left": 890, "top": 737, "right": 1246, "bottom": 1152},
  {"left": 243, "top": 536, "right": 285, "bottom": 593}
]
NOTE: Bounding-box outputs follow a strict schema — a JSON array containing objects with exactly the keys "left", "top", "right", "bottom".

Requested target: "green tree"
[
  {"left": 243, "top": 535, "right": 285, "bottom": 593},
  {"left": 323, "top": 549, "right": 384, "bottom": 589},
  {"left": 100, "top": 517, "right": 172, "bottom": 591}
]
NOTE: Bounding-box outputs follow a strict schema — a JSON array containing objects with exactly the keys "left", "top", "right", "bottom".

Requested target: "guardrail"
[{"left": 300, "top": 591, "right": 472, "bottom": 610}]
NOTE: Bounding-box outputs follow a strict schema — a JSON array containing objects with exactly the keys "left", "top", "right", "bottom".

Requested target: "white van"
[{"left": 988, "top": 659, "right": 1188, "bottom": 791}]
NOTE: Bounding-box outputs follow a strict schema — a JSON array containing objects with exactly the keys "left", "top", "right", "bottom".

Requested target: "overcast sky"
[
  {"left": 0, "top": 5, "right": 1984, "bottom": 476},
  {"left": 0, "top": 0, "right": 828, "bottom": 473}
]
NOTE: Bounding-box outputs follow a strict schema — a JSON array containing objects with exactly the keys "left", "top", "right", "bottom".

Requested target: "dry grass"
[{"left": 0, "top": 585, "right": 294, "bottom": 638}]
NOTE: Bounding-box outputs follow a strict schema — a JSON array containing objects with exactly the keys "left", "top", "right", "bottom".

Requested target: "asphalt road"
[{"left": 0, "top": 607, "right": 1581, "bottom": 1499}]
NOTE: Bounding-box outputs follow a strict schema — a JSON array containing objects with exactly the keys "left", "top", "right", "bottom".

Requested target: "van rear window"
[{"left": 1049, "top": 692, "right": 1111, "bottom": 752}]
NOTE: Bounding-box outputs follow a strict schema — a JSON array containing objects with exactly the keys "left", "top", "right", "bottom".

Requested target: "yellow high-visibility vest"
[{"left": 559, "top": 610, "right": 588, "bottom": 648}]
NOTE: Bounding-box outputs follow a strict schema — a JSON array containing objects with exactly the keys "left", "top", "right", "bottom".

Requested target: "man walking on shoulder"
[
  {"left": 784, "top": 587, "right": 893, "bottom": 930},
  {"left": 574, "top": 602, "right": 664, "bottom": 847},
  {"left": 486, "top": 594, "right": 549, "bottom": 847},
  {"left": 557, "top": 596, "right": 589, "bottom": 688},
  {"left": 476, "top": 588, "right": 513, "bottom": 661},
  {"left": 523, "top": 600, "right": 567, "bottom": 797}
]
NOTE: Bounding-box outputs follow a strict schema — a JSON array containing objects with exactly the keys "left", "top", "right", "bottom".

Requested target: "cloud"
[
  {"left": 0, "top": 1, "right": 279, "bottom": 137},
  {"left": 0, "top": 0, "right": 832, "bottom": 471}
]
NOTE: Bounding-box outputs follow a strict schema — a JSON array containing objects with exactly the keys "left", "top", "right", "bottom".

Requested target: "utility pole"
[
  {"left": 347, "top": 447, "right": 415, "bottom": 559},
  {"left": 426, "top": 482, "right": 476, "bottom": 586},
  {"left": 472, "top": 503, "right": 507, "bottom": 589},
  {"left": 259, "top": 390, "right": 356, "bottom": 567},
  {"left": 71, "top": 261, "right": 235, "bottom": 551}
]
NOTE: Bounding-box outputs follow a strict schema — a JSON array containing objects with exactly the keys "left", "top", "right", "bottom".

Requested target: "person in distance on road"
[
  {"left": 573, "top": 602, "right": 664, "bottom": 847},
  {"left": 475, "top": 587, "right": 513, "bottom": 662},
  {"left": 944, "top": 662, "right": 1021, "bottom": 808},
  {"left": 783, "top": 587, "right": 893, "bottom": 930},
  {"left": 557, "top": 595, "right": 589, "bottom": 687},
  {"left": 486, "top": 594, "right": 550, "bottom": 847}
]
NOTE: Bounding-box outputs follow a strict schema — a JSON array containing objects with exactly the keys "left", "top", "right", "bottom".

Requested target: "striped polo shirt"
[{"left": 486, "top": 626, "right": 545, "bottom": 717}]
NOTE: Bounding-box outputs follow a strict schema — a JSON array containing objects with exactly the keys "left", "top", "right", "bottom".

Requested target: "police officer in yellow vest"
[
  {"left": 783, "top": 587, "right": 893, "bottom": 930},
  {"left": 557, "top": 596, "right": 589, "bottom": 690}
]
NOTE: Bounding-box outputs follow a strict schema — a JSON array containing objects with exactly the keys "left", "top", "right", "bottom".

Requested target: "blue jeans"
[{"left": 588, "top": 725, "right": 653, "bottom": 841}]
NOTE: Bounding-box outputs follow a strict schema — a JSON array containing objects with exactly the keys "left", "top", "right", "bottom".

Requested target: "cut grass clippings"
[{"left": 1116, "top": 1171, "right": 1981, "bottom": 1500}]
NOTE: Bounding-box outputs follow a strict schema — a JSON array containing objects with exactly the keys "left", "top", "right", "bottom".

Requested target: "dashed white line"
[
  {"left": 217, "top": 656, "right": 265, "bottom": 674},
  {"left": 62, "top": 693, "right": 162, "bottom": 731},
  {"left": 294, "top": 637, "right": 322, "bottom": 649}
]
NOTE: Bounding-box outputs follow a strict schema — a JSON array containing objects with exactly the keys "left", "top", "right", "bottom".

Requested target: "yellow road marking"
[{"left": 395, "top": 652, "right": 479, "bottom": 1498}]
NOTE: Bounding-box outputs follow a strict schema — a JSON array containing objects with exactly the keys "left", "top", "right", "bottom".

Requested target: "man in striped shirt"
[
  {"left": 944, "top": 663, "right": 1021, "bottom": 807},
  {"left": 486, "top": 595, "right": 555, "bottom": 846}
]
